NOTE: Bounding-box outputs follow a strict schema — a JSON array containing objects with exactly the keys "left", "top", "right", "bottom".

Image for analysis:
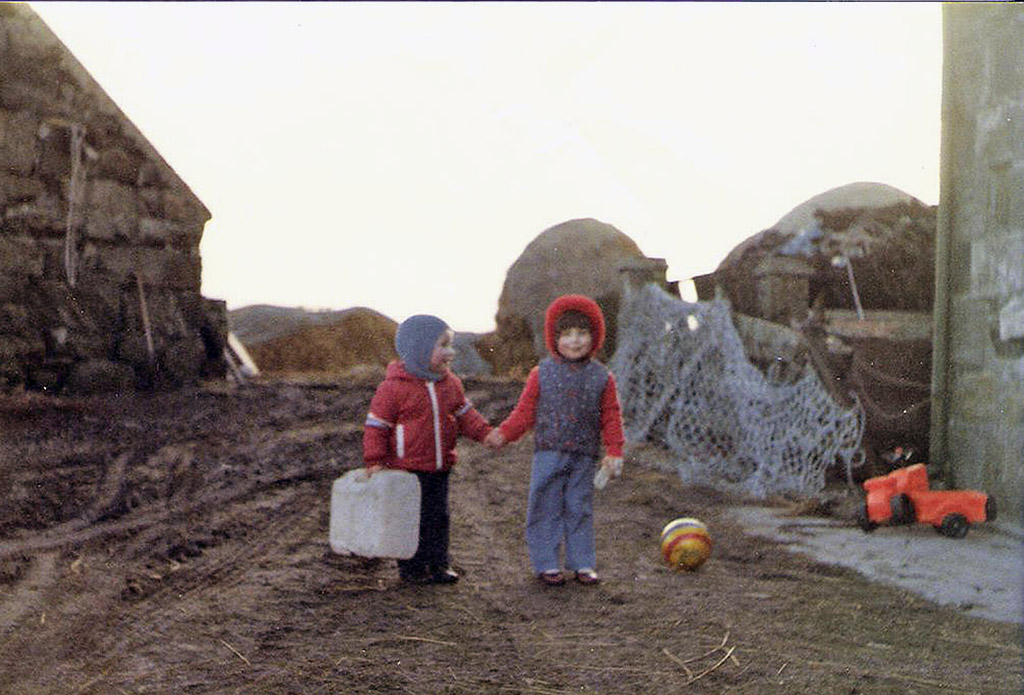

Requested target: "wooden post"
[{"left": 136, "top": 275, "right": 155, "bottom": 363}]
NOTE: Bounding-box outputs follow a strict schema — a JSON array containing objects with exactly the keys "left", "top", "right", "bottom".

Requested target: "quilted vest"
[{"left": 534, "top": 357, "right": 608, "bottom": 457}]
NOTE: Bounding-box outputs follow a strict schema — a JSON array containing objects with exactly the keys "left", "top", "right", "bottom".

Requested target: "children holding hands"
[{"left": 362, "top": 296, "right": 624, "bottom": 588}]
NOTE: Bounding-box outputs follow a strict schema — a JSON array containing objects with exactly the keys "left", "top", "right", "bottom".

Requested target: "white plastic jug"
[{"left": 329, "top": 469, "right": 421, "bottom": 558}]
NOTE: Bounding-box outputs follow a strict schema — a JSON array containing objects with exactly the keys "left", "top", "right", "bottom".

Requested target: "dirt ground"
[{"left": 0, "top": 376, "right": 1020, "bottom": 695}]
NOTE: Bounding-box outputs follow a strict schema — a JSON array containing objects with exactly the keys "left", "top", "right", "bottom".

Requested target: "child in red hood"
[
  {"left": 364, "top": 314, "right": 493, "bottom": 585},
  {"left": 486, "top": 295, "right": 625, "bottom": 586}
]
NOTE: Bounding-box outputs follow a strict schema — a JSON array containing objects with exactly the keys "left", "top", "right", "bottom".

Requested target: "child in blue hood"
[{"left": 364, "top": 314, "right": 493, "bottom": 584}]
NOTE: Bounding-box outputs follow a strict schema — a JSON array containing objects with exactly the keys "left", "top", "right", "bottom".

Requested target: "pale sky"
[{"left": 31, "top": 2, "right": 942, "bottom": 333}]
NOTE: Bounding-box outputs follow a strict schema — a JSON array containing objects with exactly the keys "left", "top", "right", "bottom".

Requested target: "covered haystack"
[
  {"left": 702, "top": 182, "right": 939, "bottom": 473},
  {"left": 480, "top": 218, "right": 649, "bottom": 376},
  {"left": 236, "top": 307, "right": 397, "bottom": 377},
  {"left": 712, "top": 182, "right": 937, "bottom": 320}
]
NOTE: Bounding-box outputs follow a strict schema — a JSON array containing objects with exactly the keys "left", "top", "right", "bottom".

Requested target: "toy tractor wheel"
[
  {"left": 889, "top": 494, "right": 915, "bottom": 525},
  {"left": 855, "top": 505, "right": 877, "bottom": 532},
  {"left": 938, "top": 513, "right": 969, "bottom": 539},
  {"left": 985, "top": 496, "right": 998, "bottom": 522}
]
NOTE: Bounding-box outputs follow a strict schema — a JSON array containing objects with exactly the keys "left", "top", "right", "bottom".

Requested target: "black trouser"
[{"left": 397, "top": 470, "right": 450, "bottom": 575}]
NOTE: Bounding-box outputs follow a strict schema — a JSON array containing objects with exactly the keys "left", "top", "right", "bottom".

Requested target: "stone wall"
[
  {"left": 0, "top": 5, "right": 227, "bottom": 393},
  {"left": 932, "top": 5, "right": 1024, "bottom": 524}
]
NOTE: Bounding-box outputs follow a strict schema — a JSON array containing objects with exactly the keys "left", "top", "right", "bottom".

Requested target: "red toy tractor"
[{"left": 856, "top": 463, "right": 996, "bottom": 538}]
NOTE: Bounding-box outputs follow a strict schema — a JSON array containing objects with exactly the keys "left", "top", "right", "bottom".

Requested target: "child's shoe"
[
  {"left": 429, "top": 566, "right": 460, "bottom": 584},
  {"left": 538, "top": 570, "right": 566, "bottom": 586},
  {"left": 575, "top": 569, "right": 600, "bottom": 585}
]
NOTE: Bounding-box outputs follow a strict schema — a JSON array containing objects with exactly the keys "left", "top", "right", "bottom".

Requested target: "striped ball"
[{"left": 660, "top": 517, "right": 712, "bottom": 571}]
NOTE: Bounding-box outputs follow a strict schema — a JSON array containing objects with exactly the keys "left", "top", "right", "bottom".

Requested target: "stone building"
[
  {"left": 0, "top": 5, "right": 226, "bottom": 394},
  {"left": 931, "top": 4, "right": 1024, "bottom": 524}
]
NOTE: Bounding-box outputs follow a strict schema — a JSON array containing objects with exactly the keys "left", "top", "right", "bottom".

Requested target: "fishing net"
[{"left": 611, "top": 284, "right": 864, "bottom": 498}]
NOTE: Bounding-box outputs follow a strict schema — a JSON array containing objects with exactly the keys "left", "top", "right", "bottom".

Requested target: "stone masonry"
[
  {"left": 0, "top": 5, "right": 227, "bottom": 393},
  {"left": 932, "top": 5, "right": 1024, "bottom": 524}
]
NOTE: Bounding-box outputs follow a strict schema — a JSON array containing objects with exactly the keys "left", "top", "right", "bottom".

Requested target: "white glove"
[{"left": 594, "top": 457, "right": 623, "bottom": 489}]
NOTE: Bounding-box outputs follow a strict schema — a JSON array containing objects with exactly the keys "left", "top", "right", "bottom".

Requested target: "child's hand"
[
  {"left": 364, "top": 464, "right": 384, "bottom": 478},
  {"left": 594, "top": 457, "right": 623, "bottom": 490},
  {"left": 600, "top": 456, "right": 623, "bottom": 478},
  {"left": 484, "top": 429, "right": 507, "bottom": 449}
]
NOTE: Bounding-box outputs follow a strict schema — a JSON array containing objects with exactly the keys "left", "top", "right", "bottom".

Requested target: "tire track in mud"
[
  {"left": 0, "top": 548, "right": 120, "bottom": 695},
  {"left": 0, "top": 402, "right": 360, "bottom": 692},
  {"left": 97, "top": 408, "right": 362, "bottom": 686},
  {"left": 300, "top": 439, "right": 546, "bottom": 695},
  {"left": 92, "top": 420, "right": 360, "bottom": 610},
  {"left": 439, "top": 439, "right": 575, "bottom": 689},
  {"left": 0, "top": 436, "right": 338, "bottom": 694},
  {"left": 303, "top": 441, "right": 544, "bottom": 695},
  {"left": 0, "top": 551, "right": 58, "bottom": 635},
  {"left": 0, "top": 471, "right": 294, "bottom": 560},
  {"left": 0, "top": 450, "right": 133, "bottom": 557},
  {"left": 95, "top": 485, "right": 328, "bottom": 693},
  {"left": 0, "top": 423, "right": 357, "bottom": 562}
]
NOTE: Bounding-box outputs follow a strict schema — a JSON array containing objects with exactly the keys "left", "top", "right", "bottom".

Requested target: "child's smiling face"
[
  {"left": 556, "top": 327, "right": 592, "bottom": 361},
  {"left": 429, "top": 329, "right": 456, "bottom": 373}
]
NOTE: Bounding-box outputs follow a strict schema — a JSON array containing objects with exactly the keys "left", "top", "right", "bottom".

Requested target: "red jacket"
[{"left": 363, "top": 361, "right": 492, "bottom": 472}]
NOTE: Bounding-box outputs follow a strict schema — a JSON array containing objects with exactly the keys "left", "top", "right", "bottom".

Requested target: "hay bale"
[
  {"left": 486, "top": 218, "right": 646, "bottom": 375},
  {"left": 228, "top": 305, "right": 350, "bottom": 347},
  {"left": 714, "top": 182, "right": 937, "bottom": 319},
  {"left": 245, "top": 307, "right": 397, "bottom": 375}
]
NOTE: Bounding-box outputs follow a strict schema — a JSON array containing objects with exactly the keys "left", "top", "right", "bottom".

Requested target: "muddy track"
[
  {"left": 0, "top": 379, "right": 1019, "bottom": 695},
  {"left": 0, "top": 429, "right": 354, "bottom": 561}
]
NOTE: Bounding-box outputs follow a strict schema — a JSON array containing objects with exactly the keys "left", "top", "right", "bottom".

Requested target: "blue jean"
[{"left": 526, "top": 450, "right": 597, "bottom": 574}]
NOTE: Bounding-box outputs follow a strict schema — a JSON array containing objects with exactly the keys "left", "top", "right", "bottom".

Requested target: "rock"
[{"left": 452, "top": 333, "right": 491, "bottom": 377}]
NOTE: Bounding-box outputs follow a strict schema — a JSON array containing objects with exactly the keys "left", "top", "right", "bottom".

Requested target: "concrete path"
[{"left": 731, "top": 506, "right": 1024, "bottom": 624}]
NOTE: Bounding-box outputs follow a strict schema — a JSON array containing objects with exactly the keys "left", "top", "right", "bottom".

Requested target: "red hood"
[{"left": 543, "top": 294, "right": 606, "bottom": 359}]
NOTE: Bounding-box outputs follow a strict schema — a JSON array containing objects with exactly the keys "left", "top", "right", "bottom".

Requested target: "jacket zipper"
[{"left": 425, "top": 382, "right": 443, "bottom": 470}]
